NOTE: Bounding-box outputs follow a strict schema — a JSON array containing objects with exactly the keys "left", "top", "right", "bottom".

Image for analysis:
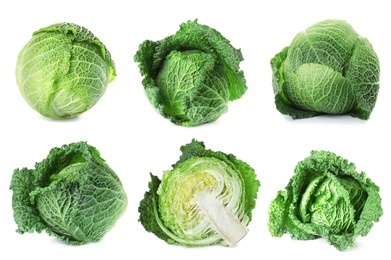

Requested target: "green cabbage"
[
  {"left": 271, "top": 20, "right": 380, "bottom": 119},
  {"left": 10, "top": 142, "right": 127, "bottom": 245},
  {"left": 138, "top": 140, "right": 260, "bottom": 247},
  {"left": 134, "top": 20, "right": 247, "bottom": 127},
  {"left": 268, "top": 150, "right": 383, "bottom": 251},
  {"left": 16, "top": 23, "right": 116, "bottom": 119}
]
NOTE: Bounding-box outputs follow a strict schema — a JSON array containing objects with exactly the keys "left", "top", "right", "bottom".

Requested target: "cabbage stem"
[{"left": 193, "top": 191, "right": 248, "bottom": 246}]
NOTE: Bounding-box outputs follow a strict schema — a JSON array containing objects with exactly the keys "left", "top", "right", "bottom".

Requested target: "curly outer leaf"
[
  {"left": 138, "top": 174, "right": 176, "bottom": 244},
  {"left": 267, "top": 190, "right": 288, "bottom": 237},
  {"left": 10, "top": 168, "right": 46, "bottom": 234}
]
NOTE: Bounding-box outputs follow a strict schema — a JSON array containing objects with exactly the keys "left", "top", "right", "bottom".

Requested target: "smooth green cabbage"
[
  {"left": 271, "top": 20, "right": 380, "bottom": 119},
  {"left": 268, "top": 151, "right": 383, "bottom": 251},
  {"left": 10, "top": 142, "right": 127, "bottom": 245},
  {"left": 138, "top": 140, "right": 260, "bottom": 247},
  {"left": 16, "top": 23, "right": 116, "bottom": 119},
  {"left": 134, "top": 20, "right": 247, "bottom": 127}
]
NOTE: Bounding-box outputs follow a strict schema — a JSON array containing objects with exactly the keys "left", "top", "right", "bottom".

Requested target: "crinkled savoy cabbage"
[
  {"left": 16, "top": 22, "right": 116, "bottom": 119},
  {"left": 10, "top": 142, "right": 127, "bottom": 245},
  {"left": 268, "top": 151, "right": 383, "bottom": 251},
  {"left": 134, "top": 20, "right": 247, "bottom": 127},
  {"left": 271, "top": 20, "right": 380, "bottom": 119},
  {"left": 139, "top": 140, "right": 260, "bottom": 247}
]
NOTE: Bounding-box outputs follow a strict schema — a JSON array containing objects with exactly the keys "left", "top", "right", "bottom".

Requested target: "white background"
[{"left": 0, "top": 0, "right": 389, "bottom": 259}]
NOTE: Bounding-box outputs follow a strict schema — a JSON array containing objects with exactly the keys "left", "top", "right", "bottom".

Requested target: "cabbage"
[
  {"left": 138, "top": 140, "right": 260, "bottom": 247},
  {"left": 268, "top": 150, "right": 383, "bottom": 251},
  {"left": 134, "top": 20, "right": 247, "bottom": 127},
  {"left": 10, "top": 142, "right": 127, "bottom": 245},
  {"left": 271, "top": 20, "right": 380, "bottom": 119},
  {"left": 16, "top": 23, "right": 116, "bottom": 119}
]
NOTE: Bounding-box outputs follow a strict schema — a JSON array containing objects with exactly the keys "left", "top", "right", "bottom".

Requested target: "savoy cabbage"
[
  {"left": 268, "top": 150, "right": 383, "bottom": 251},
  {"left": 138, "top": 140, "right": 260, "bottom": 247},
  {"left": 16, "top": 23, "right": 116, "bottom": 119},
  {"left": 271, "top": 20, "right": 380, "bottom": 119},
  {"left": 134, "top": 20, "right": 247, "bottom": 127},
  {"left": 10, "top": 142, "right": 128, "bottom": 245}
]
